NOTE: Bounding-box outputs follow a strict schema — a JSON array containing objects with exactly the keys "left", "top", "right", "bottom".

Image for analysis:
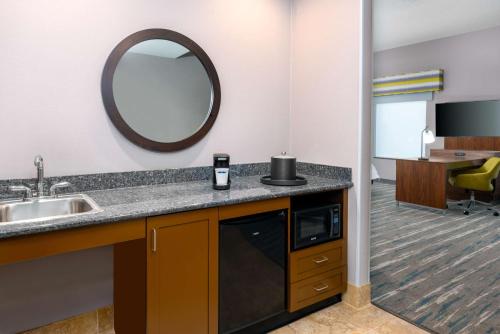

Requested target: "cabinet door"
[{"left": 147, "top": 208, "right": 218, "bottom": 334}]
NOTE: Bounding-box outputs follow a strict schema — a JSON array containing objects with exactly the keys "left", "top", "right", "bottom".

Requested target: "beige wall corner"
[{"left": 342, "top": 283, "right": 371, "bottom": 309}]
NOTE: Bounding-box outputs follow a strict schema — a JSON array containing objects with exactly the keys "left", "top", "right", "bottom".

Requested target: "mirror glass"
[{"left": 112, "top": 39, "right": 214, "bottom": 143}]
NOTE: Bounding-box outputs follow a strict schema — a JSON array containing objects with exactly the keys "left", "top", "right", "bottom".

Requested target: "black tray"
[{"left": 260, "top": 175, "right": 307, "bottom": 186}]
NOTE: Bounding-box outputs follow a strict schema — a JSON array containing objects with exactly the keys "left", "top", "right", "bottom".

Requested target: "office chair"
[{"left": 448, "top": 157, "right": 500, "bottom": 216}]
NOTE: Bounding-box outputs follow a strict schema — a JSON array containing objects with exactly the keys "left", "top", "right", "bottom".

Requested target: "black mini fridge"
[{"left": 219, "top": 210, "right": 287, "bottom": 334}]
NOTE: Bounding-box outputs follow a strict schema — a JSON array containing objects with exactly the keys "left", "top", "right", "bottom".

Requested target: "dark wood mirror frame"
[{"left": 101, "top": 29, "right": 221, "bottom": 152}]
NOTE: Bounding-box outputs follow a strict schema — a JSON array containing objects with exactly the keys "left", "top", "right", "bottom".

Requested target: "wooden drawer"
[
  {"left": 290, "top": 240, "right": 345, "bottom": 283},
  {"left": 289, "top": 266, "right": 347, "bottom": 312}
]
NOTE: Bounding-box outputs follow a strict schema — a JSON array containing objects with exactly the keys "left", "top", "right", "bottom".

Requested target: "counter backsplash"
[{"left": 0, "top": 162, "right": 351, "bottom": 200}]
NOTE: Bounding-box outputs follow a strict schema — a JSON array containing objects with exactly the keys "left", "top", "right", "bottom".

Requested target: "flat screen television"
[{"left": 435, "top": 100, "right": 500, "bottom": 137}]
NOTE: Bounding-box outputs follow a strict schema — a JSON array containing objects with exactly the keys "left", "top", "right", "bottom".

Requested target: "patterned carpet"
[{"left": 370, "top": 182, "right": 500, "bottom": 334}]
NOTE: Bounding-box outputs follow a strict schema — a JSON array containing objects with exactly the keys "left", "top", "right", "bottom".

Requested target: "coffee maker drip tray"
[{"left": 260, "top": 176, "right": 307, "bottom": 186}]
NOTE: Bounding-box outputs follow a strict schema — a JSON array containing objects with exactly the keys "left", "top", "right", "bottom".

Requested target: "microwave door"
[
  {"left": 300, "top": 215, "right": 326, "bottom": 239},
  {"left": 296, "top": 212, "right": 329, "bottom": 246},
  {"left": 293, "top": 205, "right": 340, "bottom": 250}
]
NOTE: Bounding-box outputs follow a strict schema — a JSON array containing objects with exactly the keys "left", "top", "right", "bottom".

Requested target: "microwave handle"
[{"left": 328, "top": 208, "right": 335, "bottom": 237}]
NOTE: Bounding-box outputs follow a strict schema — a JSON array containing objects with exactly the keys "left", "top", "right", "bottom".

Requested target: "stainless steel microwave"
[{"left": 292, "top": 204, "right": 342, "bottom": 250}]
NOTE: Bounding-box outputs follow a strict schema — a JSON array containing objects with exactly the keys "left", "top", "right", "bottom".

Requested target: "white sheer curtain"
[{"left": 372, "top": 92, "right": 432, "bottom": 159}]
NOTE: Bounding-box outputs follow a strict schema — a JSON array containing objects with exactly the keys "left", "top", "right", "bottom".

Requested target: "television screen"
[{"left": 435, "top": 100, "right": 500, "bottom": 137}]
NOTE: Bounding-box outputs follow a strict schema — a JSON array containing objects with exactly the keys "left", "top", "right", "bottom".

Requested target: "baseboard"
[
  {"left": 342, "top": 283, "right": 371, "bottom": 309},
  {"left": 20, "top": 306, "right": 114, "bottom": 334}
]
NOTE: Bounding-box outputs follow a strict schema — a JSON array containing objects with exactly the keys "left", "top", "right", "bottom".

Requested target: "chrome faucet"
[
  {"left": 8, "top": 156, "right": 73, "bottom": 201},
  {"left": 8, "top": 185, "right": 33, "bottom": 201},
  {"left": 34, "top": 155, "right": 44, "bottom": 197},
  {"left": 50, "top": 181, "right": 71, "bottom": 197}
]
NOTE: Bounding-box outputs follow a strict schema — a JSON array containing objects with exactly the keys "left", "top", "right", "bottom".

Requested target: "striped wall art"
[{"left": 373, "top": 69, "right": 444, "bottom": 97}]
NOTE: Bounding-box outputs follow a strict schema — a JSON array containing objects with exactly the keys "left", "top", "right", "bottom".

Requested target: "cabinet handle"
[
  {"left": 313, "top": 256, "right": 329, "bottom": 264},
  {"left": 313, "top": 283, "right": 329, "bottom": 292},
  {"left": 152, "top": 228, "right": 157, "bottom": 252}
]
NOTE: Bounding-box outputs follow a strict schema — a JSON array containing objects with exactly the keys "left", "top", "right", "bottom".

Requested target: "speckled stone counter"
[{"left": 0, "top": 174, "right": 351, "bottom": 240}]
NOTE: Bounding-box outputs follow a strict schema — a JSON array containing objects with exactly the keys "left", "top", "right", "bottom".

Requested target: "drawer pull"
[
  {"left": 313, "top": 256, "right": 329, "bottom": 264},
  {"left": 313, "top": 284, "right": 329, "bottom": 292},
  {"left": 152, "top": 228, "right": 157, "bottom": 253}
]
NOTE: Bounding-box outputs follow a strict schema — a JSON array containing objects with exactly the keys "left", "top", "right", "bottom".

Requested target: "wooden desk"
[{"left": 396, "top": 150, "right": 500, "bottom": 209}]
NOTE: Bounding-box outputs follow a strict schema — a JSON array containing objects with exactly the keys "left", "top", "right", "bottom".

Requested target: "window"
[{"left": 373, "top": 99, "right": 427, "bottom": 159}]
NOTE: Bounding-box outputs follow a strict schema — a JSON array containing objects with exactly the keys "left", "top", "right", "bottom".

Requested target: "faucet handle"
[
  {"left": 8, "top": 185, "right": 33, "bottom": 201},
  {"left": 49, "top": 182, "right": 72, "bottom": 197}
]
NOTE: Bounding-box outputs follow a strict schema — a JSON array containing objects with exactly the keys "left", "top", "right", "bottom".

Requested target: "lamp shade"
[{"left": 422, "top": 129, "right": 435, "bottom": 144}]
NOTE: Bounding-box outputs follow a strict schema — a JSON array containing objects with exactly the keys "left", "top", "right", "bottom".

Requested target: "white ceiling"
[{"left": 374, "top": 0, "right": 500, "bottom": 52}]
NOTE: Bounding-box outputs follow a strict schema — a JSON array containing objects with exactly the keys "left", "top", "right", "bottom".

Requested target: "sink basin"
[{"left": 0, "top": 194, "right": 102, "bottom": 224}]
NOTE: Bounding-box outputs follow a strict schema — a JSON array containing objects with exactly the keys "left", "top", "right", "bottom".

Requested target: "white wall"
[
  {"left": 0, "top": 248, "right": 112, "bottom": 334},
  {"left": 0, "top": 1, "right": 292, "bottom": 332},
  {"left": 372, "top": 26, "right": 500, "bottom": 180},
  {"left": 371, "top": 158, "right": 395, "bottom": 180},
  {"left": 0, "top": 0, "right": 291, "bottom": 180},
  {"left": 0, "top": 0, "right": 371, "bottom": 331},
  {"left": 290, "top": 0, "right": 371, "bottom": 286}
]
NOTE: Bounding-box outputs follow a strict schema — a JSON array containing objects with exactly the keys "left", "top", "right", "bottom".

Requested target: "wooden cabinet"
[
  {"left": 290, "top": 239, "right": 346, "bottom": 283},
  {"left": 3, "top": 191, "right": 349, "bottom": 333},
  {"left": 288, "top": 189, "right": 348, "bottom": 312},
  {"left": 289, "top": 266, "right": 346, "bottom": 312},
  {"left": 146, "top": 208, "right": 218, "bottom": 334},
  {"left": 288, "top": 240, "right": 347, "bottom": 312},
  {"left": 115, "top": 198, "right": 291, "bottom": 334},
  {"left": 116, "top": 192, "right": 348, "bottom": 331}
]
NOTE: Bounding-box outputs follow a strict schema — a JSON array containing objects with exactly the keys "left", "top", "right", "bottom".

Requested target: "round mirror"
[{"left": 102, "top": 29, "right": 221, "bottom": 151}]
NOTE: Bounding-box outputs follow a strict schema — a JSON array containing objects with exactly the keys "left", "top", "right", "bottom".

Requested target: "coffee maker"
[{"left": 213, "top": 153, "right": 230, "bottom": 190}]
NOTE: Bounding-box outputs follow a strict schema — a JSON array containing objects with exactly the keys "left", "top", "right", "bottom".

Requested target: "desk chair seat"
[{"left": 448, "top": 157, "right": 500, "bottom": 216}]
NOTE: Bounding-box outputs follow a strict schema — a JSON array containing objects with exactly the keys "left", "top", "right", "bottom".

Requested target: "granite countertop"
[{"left": 0, "top": 174, "right": 352, "bottom": 240}]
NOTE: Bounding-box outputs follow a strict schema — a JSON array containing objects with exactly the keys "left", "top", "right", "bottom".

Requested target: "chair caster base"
[
  {"left": 449, "top": 194, "right": 499, "bottom": 216},
  {"left": 486, "top": 207, "right": 500, "bottom": 216}
]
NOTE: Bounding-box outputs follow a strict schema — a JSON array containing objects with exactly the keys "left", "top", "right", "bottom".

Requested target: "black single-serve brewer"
[{"left": 213, "top": 153, "right": 230, "bottom": 190}]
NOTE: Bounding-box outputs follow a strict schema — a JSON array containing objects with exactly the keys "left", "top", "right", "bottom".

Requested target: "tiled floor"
[
  {"left": 21, "top": 306, "right": 114, "bottom": 334},
  {"left": 21, "top": 302, "right": 427, "bottom": 334},
  {"left": 271, "top": 302, "right": 428, "bottom": 334}
]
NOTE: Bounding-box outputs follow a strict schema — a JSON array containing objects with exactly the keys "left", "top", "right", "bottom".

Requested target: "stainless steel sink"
[{"left": 0, "top": 194, "right": 102, "bottom": 224}]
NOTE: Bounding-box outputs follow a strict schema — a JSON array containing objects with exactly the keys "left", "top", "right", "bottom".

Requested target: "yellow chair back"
[
  {"left": 482, "top": 157, "right": 500, "bottom": 179},
  {"left": 450, "top": 157, "right": 500, "bottom": 192}
]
